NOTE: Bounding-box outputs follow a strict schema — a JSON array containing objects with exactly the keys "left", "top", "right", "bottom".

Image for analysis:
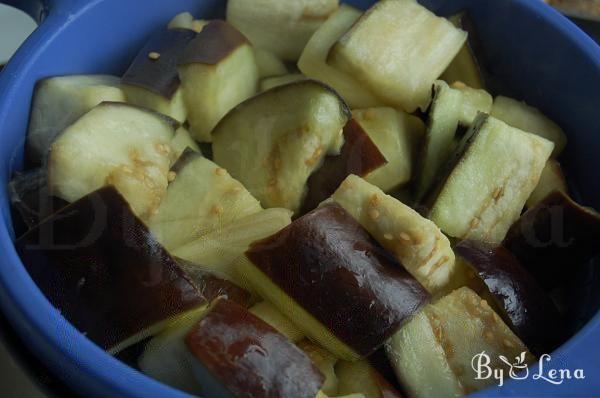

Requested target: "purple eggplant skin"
[
  {"left": 8, "top": 168, "right": 68, "bottom": 232},
  {"left": 301, "top": 118, "right": 388, "bottom": 214},
  {"left": 15, "top": 186, "right": 206, "bottom": 352},
  {"left": 122, "top": 28, "right": 196, "bottom": 98},
  {"left": 503, "top": 190, "right": 600, "bottom": 290},
  {"left": 185, "top": 298, "right": 324, "bottom": 398},
  {"left": 455, "top": 240, "right": 564, "bottom": 356},
  {"left": 246, "top": 203, "right": 430, "bottom": 357},
  {"left": 178, "top": 20, "right": 249, "bottom": 66}
]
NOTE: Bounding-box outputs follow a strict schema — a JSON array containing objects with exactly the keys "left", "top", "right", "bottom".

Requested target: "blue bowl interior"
[{"left": 0, "top": 0, "right": 599, "bottom": 396}]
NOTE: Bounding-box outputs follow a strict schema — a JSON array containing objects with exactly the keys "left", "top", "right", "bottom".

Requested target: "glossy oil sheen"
[
  {"left": 454, "top": 240, "right": 563, "bottom": 357},
  {"left": 0, "top": 0, "right": 599, "bottom": 396},
  {"left": 185, "top": 299, "right": 324, "bottom": 398},
  {"left": 122, "top": 27, "right": 196, "bottom": 98},
  {"left": 15, "top": 186, "right": 206, "bottom": 351},
  {"left": 246, "top": 203, "right": 429, "bottom": 356}
]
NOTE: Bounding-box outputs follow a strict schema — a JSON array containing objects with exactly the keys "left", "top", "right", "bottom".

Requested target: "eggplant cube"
[
  {"left": 212, "top": 80, "right": 351, "bottom": 214},
  {"left": 27, "top": 75, "right": 125, "bottom": 164},
  {"left": 185, "top": 298, "right": 325, "bottom": 398},
  {"left": 243, "top": 203, "right": 429, "bottom": 360},
  {"left": 328, "top": 0, "right": 466, "bottom": 112},
  {"left": 429, "top": 114, "right": 554, "bottom": 244},
  {"left": 298, "top": 5, "right": 382, "bottom": 109},
  {"left": 48, "top": 102, "right": 177, "bottom": 217},
  {"left": 15, "top": 187, "right": 206, "bottom": 354},
  {"left": 178, "top": 20, "right": 258, "bottom": 142},
  {"left": 122, "top": 28, "right": 196, "bottom": 122},
  {"left": 226, "top": 0, "right": 339, "bottom": 61},
  {"left": 386, "top": 287, "right": 534, "bottom": 398},
  {"left": 148, "top": 150, "right": 262, "bottom": 251},
  {"left": 331, "top": 175, "right": 455, "bottom": 293},
  {"left": 354, "top": 108, "right": 426, "bottom": 193}
]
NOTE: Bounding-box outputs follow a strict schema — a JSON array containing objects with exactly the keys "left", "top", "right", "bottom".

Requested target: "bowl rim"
[{"left": 0, "top": 0, "right": 598, "bottom": 397}]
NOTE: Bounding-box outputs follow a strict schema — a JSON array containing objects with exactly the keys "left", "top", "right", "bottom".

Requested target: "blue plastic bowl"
[{"left": 0, "top": 0, "right": 599, "bottom": 396}]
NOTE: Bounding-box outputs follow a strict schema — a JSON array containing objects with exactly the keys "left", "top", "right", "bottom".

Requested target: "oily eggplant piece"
[
  {"left": 169, "top": 126, "right": 200, "bottom": 162},
  {"left": 428, "top": 113, "right": 554, "bottom": 244},
  {"left": 260, "top": 73, "right": 306, "bottom": 91},
  {"left": 331, "top": 175, "right": 455, "bottom": 293},
  {"left": 301, "top": 119, "right": 387, "bottom": 214},
  {"left": 504, "top": 190, "right": 600, "bottom": 289},
  {"left": 441, "top": 13, "right": 489, "bottom": 90},
  {"left": 336, "top": 359, "right": 404, "bottom": 398},
  {"left": 226, "top": 0, "right": 339, "bottom": 61},
  {"left": 451, "top": 81, "right": 493, "bottom": 127},
  {"left": 121, "top": 28, "right": 196, "bottom": 122},
  {"left": 526, "top": 159, "right": 568, "bottom": 208},
  {"left": 386, "top": 287, "right": 534, "bottom": 398},
  {"left": 48, "top": 102, "right": 177, "bottom": 217},
  {"left": 185, "top": 298, "right": 325, "bottom": 398},
  {"left": 328, "top": 0, "right": 466, "bottom": 112},
  {"left": 244, "top": 203, "right": 429, "bottom": 360},
  {"left": 415, "top": 80, "right": 463, "bottom": 201},
  {"left": 254, "top": 48, "right": 287, "bottom": 78},
  {"left": 15, "top": 186, "right": 206, "bottom": 354},
  {"left": 353, "top": 108, "right": 426, "bottom": 193},
  {"left": 147, "top": 149, "right": 262, "bottom": 251},
  {"left": 175, "top": 258, "right": 253, "bottom": 307},
  {"left": 178, "top": 20, "right": 258, "bottom": 142},
  {"left": 297, "top": 5, "right": 382, "bottom": 109},
  {"left": 454, "top": 240, "right": 564, "bottom": 356},
  {"left": 26, "top": 75, "right": 125, "bottom": 165},
  {"left": 8, "top": 168, "right": 68, "bottom": 230},
  {"left": 491, "top": 96, "right": 567, "bottom": 156},
  {"left": 212, "top": 80, "right": 351, "bottom": 214}
]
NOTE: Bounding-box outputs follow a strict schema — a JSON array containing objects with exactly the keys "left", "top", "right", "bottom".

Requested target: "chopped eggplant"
[
  {"left": 169, "top": 126, "right": 200, "bottom": 162},
  {"left": 138, "top": 306, "right": 208, "bottom": 395},
  {"left": 301, "top": 119, "right": 387, "bottom": 214},
  {"left": 8, "top": 168, "right": 68, "bottom": 229},
  {"left": 243, "top": 203, "right": 429, "bottom": 360},
  {"left": 331, "top": 175, "right": 455, "bottom": 293},
  {"left": 15, "top": 187, "right": 206, "bottom": 354},
  {"left": 226, "top": 0, "right": 339, "bottom": 61},
  {"left": 454, "top": 240, "right": 564, "bottom": 356},
  {"left": 328, "top": 0, "right": 466, "bottom": 112},
  {"left": 441, "top": 13, "right": 488, "bottom": 90},
  {"left": 451, "top": 81, "right": 493, "bottom": 126},
  {"left": 48, "top": 102, "right": 177, "bottom": 217},
  {"left": 415, "top": 81, "right": 463, "bottom": 201},
  {"left": 297, "top": 340, "right": 339, "bottom": 396},
  {"left": 354, "top": 108, "right": 426, "bottom": 192},
  {"left": 178, "top": 20, "right": 258, "bottom": 142},
  {"left": 386, "top": 287, "right": 534, "bottom": 398},
  {"left": 172, "top": 208, "right": 292, "bottom": 290},
  {"left": 254, "top": 48, "right": 287, "bottom": 78},
  {"left": 297, "top": 5, "right": 382, "bottom": 109},
  {"left": 526, "top": 159, "right": 568, "bottom": 208},
  {"left": 249, "top": 301, "right": 305, "bottom": 343},
  {"left": 260, "top": 73, "right": 306, "bottom": 91},
  {"left": 147, "top": 150, "right": 262, "bottom": 251},
  {"left": 429, "top": 113, "right": 554, "bottom": 244},
  {"left": 504, "top": 190, "right": 600, "bottom": 289},
  {"left": 491, "top": 96, "right": 567, "bottom": 156},
  {"left": 336, "top": 359, "right": 403, "bottom": 398},
  {"left": 122, "top": 28, "right": 196, "bottom": 122},
  {"left": 212, "top": 80, "right": 350, "bottom": 214},
  {"left": 26, "top": 75, "right": 125, "bottom": 164},
  {"left": 167, "top": 11, "right": 195, "bottom": 30},
  {"left": 176, "top": 258, "right": 253, "bottom": 307},
  {"left": 185, "top": 298, "right": 325, "bottom": 398}
]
